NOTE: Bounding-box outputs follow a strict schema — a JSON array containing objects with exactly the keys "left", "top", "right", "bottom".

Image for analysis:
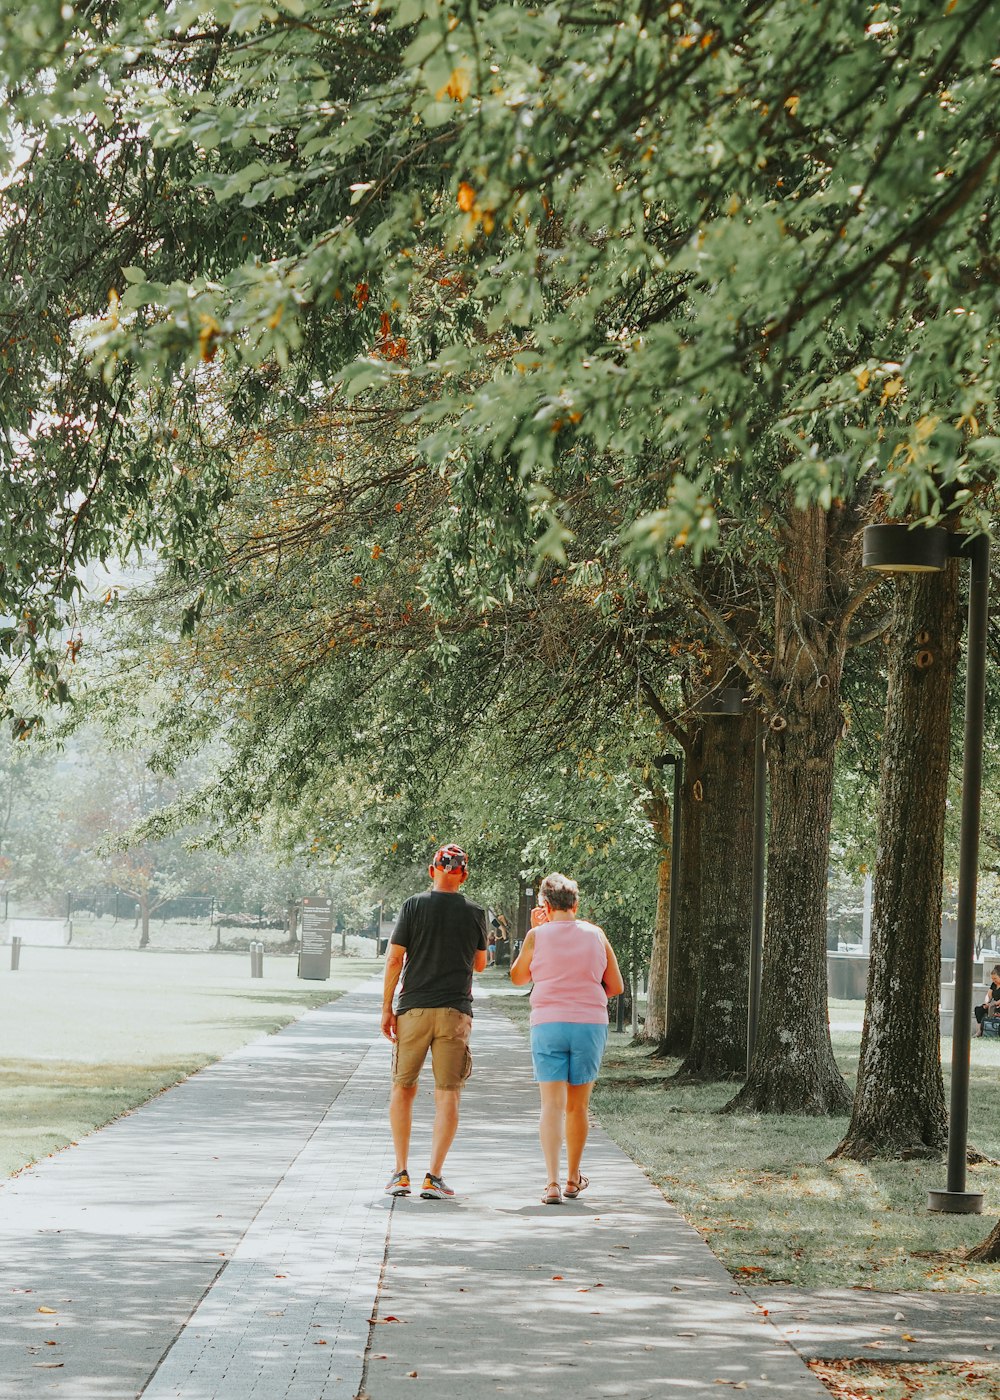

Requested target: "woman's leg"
[
  {"left": 538, "top": 1081, "right": 568, "bottom": 1185},
  {"left": 565, "top": 1081, "right": 594, "bottom": 1186}
]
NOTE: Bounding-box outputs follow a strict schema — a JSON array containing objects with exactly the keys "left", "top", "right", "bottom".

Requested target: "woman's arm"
[
  {"left": 510, "top": 930, "right": 536, "bottom": 986},
  {"left": 600, "top": 933, "right": 625, "bottom": 997}
]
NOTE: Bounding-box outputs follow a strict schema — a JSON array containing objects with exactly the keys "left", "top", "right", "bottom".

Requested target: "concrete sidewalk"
[{"left": 3, "top": 978, "right": 834, "bottom": 1398}]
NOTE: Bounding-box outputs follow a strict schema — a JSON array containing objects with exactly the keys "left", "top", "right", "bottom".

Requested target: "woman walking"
[{"left": 510, "top": 873, "right": 624, "bottom": 1204}]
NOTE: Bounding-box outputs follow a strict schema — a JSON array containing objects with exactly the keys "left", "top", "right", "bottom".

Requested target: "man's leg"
[
  {"left": 565, "top": 1081, "right": 594, "bottom": 1186},
  {"left": 425, "top": 1011, "right": 473, "bottom": 1182},
  {"left": 389, "top": 1083, "right": 418, "bottom": 1171},
  {"left": 427, "top": 1087, "right": 462, "bottom": 1177}
]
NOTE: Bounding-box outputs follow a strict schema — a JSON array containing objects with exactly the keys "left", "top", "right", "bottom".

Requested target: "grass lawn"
[
  {"left": 491, "top": 983, "right": 1000, "bottom": 1295},
  {"left": 0, "top": 946, "right": 381, "bottom": 1176},
  {"left": 809, "top": 1360, "right": 998, "bottom": 1399}
]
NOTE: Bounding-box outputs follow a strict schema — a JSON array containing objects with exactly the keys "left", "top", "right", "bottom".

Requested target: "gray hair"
[{"left": 538, "top": 872, "right": 579, "bottom": 911}]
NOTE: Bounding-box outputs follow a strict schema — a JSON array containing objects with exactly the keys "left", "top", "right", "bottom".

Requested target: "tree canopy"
[
  {"left": 3, "top": 0, "right": 1000, "bottom": 1120},
  {"left": 1, "top": 1, "right": 997, "bottom": 687}
]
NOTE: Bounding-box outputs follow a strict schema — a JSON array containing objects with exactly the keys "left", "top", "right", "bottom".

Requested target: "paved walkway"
[
  {"left": 0, "top": 976, "right": 954, "bottom": 1399},
  {"left": 745, "top": 1287, "right": 1000, "bottom": 1362}
]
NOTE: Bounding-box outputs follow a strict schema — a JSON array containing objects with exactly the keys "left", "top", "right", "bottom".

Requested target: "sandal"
[
  {"left": 564, "top": 1175, "right": 589, "bottom": 1199},
  {"left": 541, "top": 1182, "right": 562, "bottom": 1205}
]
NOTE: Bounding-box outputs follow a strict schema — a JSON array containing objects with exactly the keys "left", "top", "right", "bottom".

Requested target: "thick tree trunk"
[
  {"left": 676, "top": 709, "right": 755, "bottom": 1079},
  {"left": 657, "top": 739, "right": 703, "bottom": 1057},
  {"left": 639, "top": 798, "right": 671, "bottom": 1043},
  {"left": 726, "top": 506, "right": 852, "bottom": 1115},
  {"left": 138, "top": 891, "right": 150, "bottom": 949},
  {"left": 967, "top": 1218, "right": 1000, "bottom": 1263},
  {"left": 833, "top": 567, "right": 959, "bottom": 1160}
]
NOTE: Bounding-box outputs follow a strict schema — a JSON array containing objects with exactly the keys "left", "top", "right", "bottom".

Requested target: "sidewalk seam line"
[
  {"left": 137, "top": 1027, "right": 370, "bottom": 1397},
  {"left": 137, "top": 1259, "right": 230, "bottom": 1398},
  {"left": 354, "top": 1194, "right": 396, "bottom": 1400}
]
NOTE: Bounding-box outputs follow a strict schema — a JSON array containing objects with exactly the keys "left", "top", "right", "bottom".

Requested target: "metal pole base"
[{"left": 927, "top": 1188, "right": 984, "bottom": 1214}]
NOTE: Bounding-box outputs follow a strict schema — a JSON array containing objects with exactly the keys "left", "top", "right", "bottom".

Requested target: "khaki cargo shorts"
[{"left": 392, "top": 1007, "right": 473, "bottom": 1090}]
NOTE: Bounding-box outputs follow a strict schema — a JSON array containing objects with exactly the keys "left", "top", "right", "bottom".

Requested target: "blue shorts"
[{"left": 530, "top": 1021, "right": 609, "bottom": 1086}]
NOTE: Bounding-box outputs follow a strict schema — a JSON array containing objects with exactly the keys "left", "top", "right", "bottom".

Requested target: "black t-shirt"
[{"left": 391, "top": 890, "right": 488, "bottom": 1016}]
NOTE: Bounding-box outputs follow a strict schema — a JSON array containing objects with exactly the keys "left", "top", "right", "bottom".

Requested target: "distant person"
[
  {"left": 381, "top": 844, "right": 488, "bottom": 1199},
  {"left": 492, "top": 913, "right": 510, "bottom": 965},
  {"left": 975, "top": 965, "right": 1000, "bottom": 1036},
  {"left": 510, "top": 873, "right": 624, "bottom": 1205},
  {"left": 487, "top": 931, "right": 497, "bottom": 966}
]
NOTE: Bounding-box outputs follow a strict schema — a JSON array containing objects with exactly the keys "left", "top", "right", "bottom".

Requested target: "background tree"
[
  {"left": 833, "top": 564, "right": 961, "bottom": 1159},
  {"left": 2, "top": 0, "right": 998, "bottom": 1125}
]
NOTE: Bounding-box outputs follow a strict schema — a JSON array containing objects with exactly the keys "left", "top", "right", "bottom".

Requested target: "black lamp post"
[
  {"left": 659, "top": 752, "right": 684, "bottom": 1037},
  {"left": 748, "top": 727, "right": 767, "bottom": 1069},
  {"left": 862, "top": 522, "right": 989, "bottom": 1215}
]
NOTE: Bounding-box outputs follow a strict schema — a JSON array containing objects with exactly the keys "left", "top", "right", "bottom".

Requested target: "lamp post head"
[
  {"left": 862, "top": 524, "right": 949, "bottom": 573},
  {"left": 692, "top": 685, "right": 747, "bottom": 717}
]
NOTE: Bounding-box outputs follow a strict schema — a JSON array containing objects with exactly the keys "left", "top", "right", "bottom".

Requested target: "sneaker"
[
  {"left": 420, "top": 1173, "right": 455, "bottom": 1200},
  {"left": 385, "top": 1168, "right": 411, "bottom": 1196}
]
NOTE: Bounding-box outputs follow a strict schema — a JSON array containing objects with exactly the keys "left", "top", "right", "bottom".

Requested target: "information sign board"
[{"left": 297, "top": 896, "right": 333, "bottom": 980}]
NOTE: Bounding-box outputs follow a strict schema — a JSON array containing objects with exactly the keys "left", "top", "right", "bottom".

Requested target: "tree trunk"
[
  {"left": 638, "top": 798, "right": 671, "bottom": 1042},
  {"left": 833, "top": 566, "right": 959, "bottom": 1159},
  {"left": 726, "top": 505, "right": 852, "bottom": 1115},
  {"left": 676, "top": 708, "right": 755, "bottom": 1079},
  {"left": 967, "top": 1218, "right": 1000, "bottom": 1263},
  {"left": 138, "top": 890, "right": 150, "bottom": 949},
  {"left": 656, "top": 737, "right": 703, "bottom": 1057}
]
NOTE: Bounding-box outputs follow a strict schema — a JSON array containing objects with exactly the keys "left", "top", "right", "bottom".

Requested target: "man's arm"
[
  {"left": 472, "top": 913, "right": 489, "bottom": 972},
  {"left": 382, "top": 944, "right": 405, "bottom": 1041}
]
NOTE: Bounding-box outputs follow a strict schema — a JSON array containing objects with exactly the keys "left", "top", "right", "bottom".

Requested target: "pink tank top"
[{"left": 529, "top": 919, "right": 609, "bottom": 1026}]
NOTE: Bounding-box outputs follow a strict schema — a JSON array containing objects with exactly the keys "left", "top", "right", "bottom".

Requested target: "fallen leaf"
[
  {"left": 37, "top": 1307, "right": 57, "bottom": 1315},
  {"left": 901, "top": 1333, "right": 916, "bottom": 1341},
  {"left": 34, "top": 1363, "right": 63, "bottom": 1369},
  {"left": 314, "top": 1340, "right": 327, "bottom": 1346},
  {"left": 407, "top": 1371, "right": 418, "bottom": 1378},
  {"left": 551, "top": 1275, "right": 563, "bottom": 1281}
]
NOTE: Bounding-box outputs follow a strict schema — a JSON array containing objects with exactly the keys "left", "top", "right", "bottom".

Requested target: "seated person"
[{"left": 974, "top": 964, "right": 1000, "bottom": 1037}]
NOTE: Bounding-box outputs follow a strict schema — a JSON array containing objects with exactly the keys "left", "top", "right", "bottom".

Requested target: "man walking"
[{"left": 381, "top": 844, "right": 488, "bottom": 1199}]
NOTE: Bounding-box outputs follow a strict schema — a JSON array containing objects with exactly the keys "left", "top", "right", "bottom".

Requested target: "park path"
[{"left": 0, "top": 977, "right": 835, "bottom": 1399}]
